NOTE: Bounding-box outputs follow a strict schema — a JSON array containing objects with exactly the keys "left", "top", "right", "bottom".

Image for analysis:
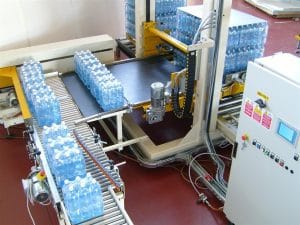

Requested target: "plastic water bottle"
[
  {"left": 63, "top": 180, "right": 81, "bottom": 224},
  {"left": 231, "top": 49, "right": 237, "bottom": 73},
  {"left": 90, "top": 177, "right": 104, "bottom": 218},
  {"left": 51, "top": 95, "right": 61, "bottom": 125},
  {"left": 224, "top": 50, "right": 231, "bottom": 75},
  {"left": 258, "top": 22, "right": 268, "bottom": 46},
  {"left": 231, "top": 27, "right": 239, "bottom": 49},
  {"left": 36, "top": 96, "right": 48, "bottom": 126},
  {"left": 73, "top": 52, "right": 125, "bottom": 111},
  {"left": 43, "top": 96, "right": 52, "bottom": 126},
  {"left": 240, "top": 25, "right": 249, "bottom": 47},
  {"left": 116, "top": 81, "right": 124, "bottom": 108},
  {"left": 62, "top": 174, "right": 104, "bottom": 224},
  {"left": 20, "top": 59, "right": 63, "bottom": 127},
  {"left": 72, "top": 147, "right": 86, "bottom": 178},
  {"left": 229, "top": 27, "right": 236, "bottom": 48},
  {"left": 102, "top": 80, "right": 110, "bottom": 111},
  {"left": 109, "top": 80, "right": 116, "bottom": 110}
]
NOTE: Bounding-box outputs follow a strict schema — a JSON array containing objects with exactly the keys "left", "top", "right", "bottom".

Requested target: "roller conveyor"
[{"left": 32, "top": 75, "right": 133, "bottom": 225}]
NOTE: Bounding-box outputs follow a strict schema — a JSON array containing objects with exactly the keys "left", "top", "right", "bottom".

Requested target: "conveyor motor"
[
  {"left": 22, "top": 167, "right": 50, "bottom": 204},
  {"left": 146, "top": 82, "right": 165, "bottom": 124},
  {"left": 0, "top": 88, "right": 18, "bottom": 107}
]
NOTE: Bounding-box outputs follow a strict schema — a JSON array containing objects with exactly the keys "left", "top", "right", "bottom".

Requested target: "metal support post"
[
  {"left": 209, "top": 0, "right": 232, "bottom": 132},
  {"left": 116, "top": 113, "right": 123, "bottom": 151}
]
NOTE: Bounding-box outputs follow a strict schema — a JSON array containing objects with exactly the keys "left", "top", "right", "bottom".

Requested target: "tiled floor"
[{"left": 0, "top": 0, "right": 299, "bottom": 225}]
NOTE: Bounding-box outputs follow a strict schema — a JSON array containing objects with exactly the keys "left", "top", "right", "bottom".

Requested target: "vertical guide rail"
[{"left": 208, "top": 0, "right": 232, "bottom": 132}]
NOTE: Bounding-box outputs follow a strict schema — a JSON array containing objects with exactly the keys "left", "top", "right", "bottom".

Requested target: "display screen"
[{"left": 277, "top": 121, "right": 298, "bottom": 145}]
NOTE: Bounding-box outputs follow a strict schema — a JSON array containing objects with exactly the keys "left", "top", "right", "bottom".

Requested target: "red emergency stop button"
[{"left": 241, "top": 134, "right": 249, "bottom": 141}]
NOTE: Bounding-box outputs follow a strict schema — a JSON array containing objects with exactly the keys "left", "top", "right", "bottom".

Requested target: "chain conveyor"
[{"left": 32, "top": 75, "right": 133, "bottom": 225}]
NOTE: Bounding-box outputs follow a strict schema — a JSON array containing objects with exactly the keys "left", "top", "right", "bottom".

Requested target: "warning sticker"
[
  {"left": 244, "top": 99, "right": 253, "bottom": 117},
  {"left": 257, "top": 91, "right": 269, "bottom": 101},
  {"left": 253, "top": 105, "right": 262, "bottom": 123},
  {"left": 262, "top": 111, "right": 272, "bottom": 129}
]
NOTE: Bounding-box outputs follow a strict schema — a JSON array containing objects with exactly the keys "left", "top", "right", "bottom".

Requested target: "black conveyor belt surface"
[
  {"left": 108, "top": 56, "right": 181, "bottom": 105},
  {"left": 61, "top": 72, "right": 103, "bottom": 117},
  {"left": 61, "top": 57, "right": 181, "bottom": 118}
]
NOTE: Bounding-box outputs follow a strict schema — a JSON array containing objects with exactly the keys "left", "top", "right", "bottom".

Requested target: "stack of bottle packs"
[
  {"left": 43, "top": 124, "right": 104, "bottom": 222},
  {"left": 125, "top": 0, "right": 187, "bottom": 38},
  {"left": 62, "top": 174, "right": 104, "bottom": 224},
  {"left": 125, "top": 0, "right": 135, "bottom": 38},
  {"left": 173, "top": 6, "right": 268, "bottom": 79},
  {"left": 74, "top": 50, "right": 124, "bottom": 111},
  {"left": 42, "top": 122, "right": 86, "bottom": 188},
  {"left": 174, "top": 8, "right": 202, "bottom": 45},
  {"left": 155, "top": 0, "right": 187, "bottom": 33},
  {"left": 19, "top": 60, "right": 61, "bottom": 126}
]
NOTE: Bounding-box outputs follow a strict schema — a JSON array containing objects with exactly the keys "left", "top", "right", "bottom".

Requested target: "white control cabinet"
[{"left": 224, "top": 53, "right": 300, "bottom": 225}]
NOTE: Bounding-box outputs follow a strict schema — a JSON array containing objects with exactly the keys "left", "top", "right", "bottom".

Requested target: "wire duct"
[{"left": 204, "top": 0, "right": 228, "bottom": 191}]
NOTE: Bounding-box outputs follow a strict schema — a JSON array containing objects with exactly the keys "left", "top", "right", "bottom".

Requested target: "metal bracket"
[{"left": 187, "top": 37, "right": 215, "bottom": 51}]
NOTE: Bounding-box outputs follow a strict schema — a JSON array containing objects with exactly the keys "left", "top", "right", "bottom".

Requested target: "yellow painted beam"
[
  {"left": 143, "top": 22, "right": 164, "bottom": 57},
  {"left": 221, "top": 81, "right": 245, "bottom": 98},
  {"left": 147, "top": 24, "right": 189, "bottom": 54},
  {"left": 0, "top": 67, "right": 31, "bottom": 119},
  {"left": 0, "top": 76, "right": 13, "bottom": 88}
]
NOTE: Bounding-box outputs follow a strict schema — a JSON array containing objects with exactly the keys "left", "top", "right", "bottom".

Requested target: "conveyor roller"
[{"left": 32, "top": 75, "right": 133, "bottom": 225}]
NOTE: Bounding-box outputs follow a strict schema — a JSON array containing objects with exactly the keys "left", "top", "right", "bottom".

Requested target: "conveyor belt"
[
  {"left": 33, "top": 75, "right": 132, "bottom": 225},
  {"left": 61, "top": 72, "right": 102, "bottom": 118},
  {"left": 107, "top": 57, "right": 181, "bottom": 106},
  {"left": 61, "top": 57, "right": 181, "bottom": 117}
]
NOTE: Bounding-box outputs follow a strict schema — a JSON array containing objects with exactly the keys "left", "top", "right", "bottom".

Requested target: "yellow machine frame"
[{"left": 0, "top": 67, "right": 31, "bottom": 119}]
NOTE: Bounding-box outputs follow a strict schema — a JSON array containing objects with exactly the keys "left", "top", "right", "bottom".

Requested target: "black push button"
[
  {"left": 294, "top": 154, "right": 299, "bottom": 161},
  {"left": 285, "top": 166, "right": 289, "bottom": 170},
  {"left": 256, "top": 142, "right": 261, "bottom": 149},
  {"left": 255, "top": 99, "right": 266, "bottom": 108}
]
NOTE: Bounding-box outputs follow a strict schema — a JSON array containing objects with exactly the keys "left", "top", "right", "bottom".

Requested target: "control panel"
[{"left": 224, "top": 53, "right": 300, "bottom": 225}]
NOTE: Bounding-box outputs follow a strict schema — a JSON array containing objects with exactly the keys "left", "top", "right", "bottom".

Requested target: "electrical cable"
[
  {"left": 203, "top": 0, "right": 228, "bottom": 191},
  {"left": 27, "top": 194, "right": 37, "bottom": 225},
  {"left": 113, "top": 150, "right": 140, "bottom": 163},
  {"left": 163, "top": 164, "right": 192, "bottom": 184},
  {"left": 218, "top": 140, "right": 231, "bottom": 149},
  {"left": 25, "top": 168, "right": 52, "bottom": 225},
  {"left": 113, "top": 150, "right": 194, "bottom": 184},
  {"left": 193, "top": 14, "right": 213, "bottom": 42},
  {"left": 199, "top": 25, "right": 214, "bottom": 32},
  {"left": 188, "top": 152, "right": 231, "bottom": 197},
  {"left": 179, "top": 164, "right": 192, "bottom": 183},
  {"left": 194, "top": 176, "right": 208, "bottom": 190},
  {"left": 192, "top": 11, "right": 215, "bottom": 44},
  {"left": 206, "top": 201, "right": 224, "bottom": 211},
  {"left": 171, "top": 55, "right": 195, "bottom": 119},
  {"left": 188, "top": 153, "right": 229, "bottom": 213},
  {"left": 26, "top": 180, "right": 37, "bottom": 225}
]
